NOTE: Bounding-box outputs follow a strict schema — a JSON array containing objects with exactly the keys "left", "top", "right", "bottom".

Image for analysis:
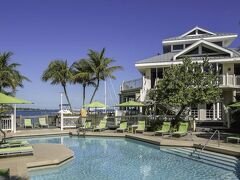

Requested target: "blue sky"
[{"left": 1, "top": 0, "right": 240, "bottom": 109}]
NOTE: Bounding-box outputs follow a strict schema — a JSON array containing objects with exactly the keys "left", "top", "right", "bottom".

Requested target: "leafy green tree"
[
  {"left": 87, "top": 48, "right": 123, "bottom": 103},
  {"left": 71, "top": 59, "right": 96, "bottom": 106},
  {"left": 153, "top": 57, "right": 221, "bottom": 125},
  {"left": 42, "top": 60, "right": 73, "bottom": 111},
  {"left": 0, "top": 52, "right": 30, "bottom": 94}
]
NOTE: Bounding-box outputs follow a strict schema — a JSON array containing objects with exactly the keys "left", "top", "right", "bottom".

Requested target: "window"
[
  {"left": 151, "top": 68, "right": 156, "bottom": 88},
  {"left": 188, "top": 30, "right": 196, "bottom": 35},
  {"left": 185, "top": 47, "right": 199, "bottom": 55},
  {"left": 202, "top": 46, "right": 218, "bottom": 54},
  {"left": 234, "top": 64, "right": 240, "bottom": 75},
  {"left": 173, "top": 44, "right": 184, "bottom": 51},
  {"left": 198, "top": 30, "right": 207, "bottom": 34},
  {"left": 212, "top": 63, "right": 223, "bottom": 75},
  {"left": 157, "top": 68, "right": 163, "bottom": 79},
  {"left": 163, "top": 45, "right": 171, "bottom": 53}
]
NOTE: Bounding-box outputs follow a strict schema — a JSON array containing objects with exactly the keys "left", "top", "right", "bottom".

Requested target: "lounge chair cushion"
[
  {"left": 24, "top": 119, "right": 33, "bottom": 127},
  {"left": 135, "top": 121, "right": 145, "bottom": 132},
  {"left": 93, "top": 120, "right": 107, "bottom": 131},
  {"left": 155, "top": 122, "right": 171, "bottom": 133},
  {"left": 173, "top": 122, "right": 189, "bottom": 135},
  {"left": 0, "top": 140, "right": 29, "bottom": 148},
  {"left": 39, "top": 118, "right": 48, "bottom": 126},
  {"left": 0, "top": 146, "right": 33, "bottom": 157},
  {"left": 116, "top": 121, "right": 127, "bottom": 131}
]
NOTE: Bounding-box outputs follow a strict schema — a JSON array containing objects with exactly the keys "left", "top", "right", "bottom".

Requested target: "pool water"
[{"left": 26, "top": 136, "right": 239, "bottom": 180}]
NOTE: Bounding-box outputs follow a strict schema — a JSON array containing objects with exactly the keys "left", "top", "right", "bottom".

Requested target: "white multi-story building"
[{"left": 119, "top": 27, "right": 240, "bottom": 126}]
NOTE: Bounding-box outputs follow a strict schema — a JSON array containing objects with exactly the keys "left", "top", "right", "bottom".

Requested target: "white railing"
[
  {"left": 62, "top": 116, "right": 79, "bottom": 128},
  {"left": 190, "top": 109, "right": 198, "bottom": 120},
  {"left": 121, "top": 78, "right": 143, "bottom": 91},
  {"left": 219, "top": 74, "right": 240, "bottom": 87},
  {"left": 1, "top": 115, "right": 13, "bottom": 131}
]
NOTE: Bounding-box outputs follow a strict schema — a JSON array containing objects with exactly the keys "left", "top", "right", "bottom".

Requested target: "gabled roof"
[
  {"left": 163, "top": 26, "right": 237, "bottom": 43},
  {"left": 180, "top": 26, "right": 216, "bottom": 37},
  {"left": 135, "top": 48, "right": 240, "bottom": 66},
  {"left": 173, "top": 39, "right": 233, "bottom": 60},
  {"left": 136, "top": 52, "right": 178, "bottom": 64}
]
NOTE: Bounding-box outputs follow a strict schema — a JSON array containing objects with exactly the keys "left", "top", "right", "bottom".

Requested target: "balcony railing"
[
  {"left": 219, "top": 74, "right": 240, "bottom": 87},
  {"left": 121, "top": 78, "right": 143, "bottom": 91}
]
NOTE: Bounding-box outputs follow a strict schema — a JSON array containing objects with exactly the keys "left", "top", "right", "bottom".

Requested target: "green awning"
[
  {"left": 0, "top": 93, "right": 32, "bottom": 104},
  {"left": 115, "top": 100, "right": 144, "bottom": 107},
  {"left": 228, "top": 102, "right": 240, "bottom": 108},
  {"left": 84, "top": 101, "right": 107, "bottom": 108}
]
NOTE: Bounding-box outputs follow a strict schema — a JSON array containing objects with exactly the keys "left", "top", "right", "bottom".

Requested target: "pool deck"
[
  {"left": 1, "top": 128, "right": 240, "bottom": 179},
  {"left": 0, "top": 143, "right": 74, "bottom": 179}
]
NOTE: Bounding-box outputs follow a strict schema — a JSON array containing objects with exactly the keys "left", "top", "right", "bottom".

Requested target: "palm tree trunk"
[
  {"left": 82, "top": 84, "right": 86, "bottom": 107},
  {"left": 90, "top": 79, "right": 100, "bottom": 103},
  {"left": 63, "top": 85, "right": 73, "bottom": 112}
]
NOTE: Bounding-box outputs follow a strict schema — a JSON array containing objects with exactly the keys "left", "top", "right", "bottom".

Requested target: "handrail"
[
  {"left": 0, "top": 120, "right": 6, "bottom": 143},
  {"left": 191, "top": 130, "right": 220, "bottom": 158}
]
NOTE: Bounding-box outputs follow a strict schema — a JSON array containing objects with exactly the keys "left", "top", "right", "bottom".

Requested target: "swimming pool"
[{"left": 26, "top": 136, "right": 239, "bottom": 180}]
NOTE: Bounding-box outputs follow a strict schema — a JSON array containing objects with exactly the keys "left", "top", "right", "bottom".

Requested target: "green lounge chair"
[
  {"left": 80, "top": 121, "right": 92, "bottom": 130},
  {"left": 154, "top": 122, "right": 171, "bottom": 136},
  {"left": 135, "top": 120, "right": 145, "bottom": 134},
  {"left": 172, "top": 122, "right": 189, "bottom": 137},
  {"left": 93, "top": 120, "right": 107, "bottom": 132},
  {"left": 116, "top": 121, "right": 127, "bottom": 133},
  {"left": 24, "top": 119, "right": 33, "bottom": 128},
  {"left": 0, "top": 146, "right": 33, "bottom": 157},
  {"left": 0, "top": 140, "right": 29, "bottom": 148},
  {"left": 39, "top": 117, "right": 49, "bottom": 128},
  {"left": 85, "top": 121, "right": 93, "bottom": 130}
]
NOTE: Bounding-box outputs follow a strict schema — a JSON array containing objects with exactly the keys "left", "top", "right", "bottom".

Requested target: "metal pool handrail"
[{"left": 191, "top": 130, "right": 220, "bottom": 158}]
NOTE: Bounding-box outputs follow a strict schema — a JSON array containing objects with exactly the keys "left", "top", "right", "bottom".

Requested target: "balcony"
[
  {"left": 219, "top": 74, "right": 240, "bottom": 88},
  {"left": 121, "top": 78, "right": 143, "bottom": 91}
]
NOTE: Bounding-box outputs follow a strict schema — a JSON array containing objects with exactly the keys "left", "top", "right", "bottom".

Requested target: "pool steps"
[{"left": 160, "top": 147, "right": 239, "bottom": 172}]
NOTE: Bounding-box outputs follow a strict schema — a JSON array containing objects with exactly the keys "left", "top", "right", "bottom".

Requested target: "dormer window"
[{"left": 172, "top": 44, "right": 183, "bottom": 51}]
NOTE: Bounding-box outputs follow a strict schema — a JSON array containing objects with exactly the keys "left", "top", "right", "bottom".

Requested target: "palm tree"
[
  {"left": 0, "top": 51, "right": 30, "bottom": 94},
  {"left": 42, "top": 60, "right": 73, "bottom": 111},
  {"left": 71, "top": 59, "right": 96, "bottom": 106},
  {"left": 87, "top": 48, "right": 123, "bottom": 103}
]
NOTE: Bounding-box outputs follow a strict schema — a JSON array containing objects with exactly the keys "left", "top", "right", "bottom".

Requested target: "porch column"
[
  {"left": 216, "top": 103, "right": 220, "bottom": 120},
  {"left": 13, "top": 104, "right": 17, "bottom": 133},
  {"left": 60, "top": 93, "right": 63, "bottom": 131},
  {"left": 213, "top": 103, "right": 215, "bottom": 120}
]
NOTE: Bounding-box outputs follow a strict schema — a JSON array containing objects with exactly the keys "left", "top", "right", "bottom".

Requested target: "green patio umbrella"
[
  {"left": 115, "top": 100, "right": 144, "bottom": 119},
  {"left": 115, "top": 100, "right": 144, "bottom": 107},
  {"left": 84, "top": 101, "right": 107, "bottom": 126},
  {"left": 228, "top": 102, "right": 240, "bottom": 108},
  {"left": 84, "top": 101, "right": 107, "bottom": 108},
  {"left": 0, "top": 93, "right": 32, "bottom": 136},
  {"left": 0, "top": 93, "right": 32, "bottom": 104}
]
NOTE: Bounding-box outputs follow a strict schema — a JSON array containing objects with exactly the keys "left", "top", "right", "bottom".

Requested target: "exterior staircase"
[{"left": 160, "top": 147, "right": 239, "bottom": 172}]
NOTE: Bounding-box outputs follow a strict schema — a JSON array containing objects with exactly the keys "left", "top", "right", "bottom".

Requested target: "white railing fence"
[
  {"left": 1, "top": 115, "right": 13, "bottom": 131},
  {"left": 219, "top": 74, "right": 240, "bottom": 87},
  {"left": 57, "top": 115, "right": 80, "bottom": 129}
]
